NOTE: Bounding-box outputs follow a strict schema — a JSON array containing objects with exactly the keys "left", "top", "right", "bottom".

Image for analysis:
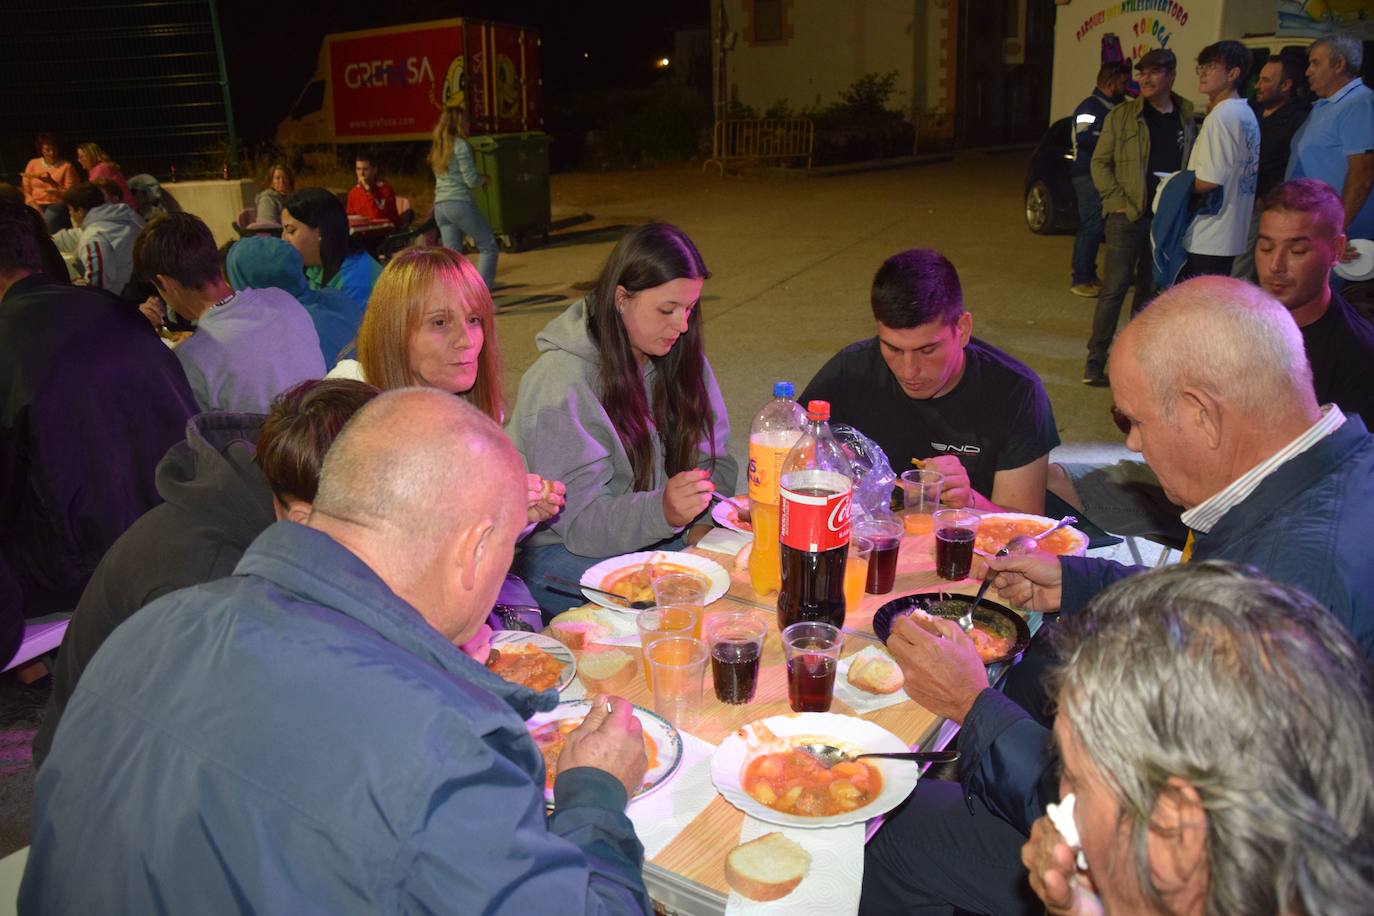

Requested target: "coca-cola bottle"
[{"left": 776, "top": 400, "right": 854, "bottom": 630}]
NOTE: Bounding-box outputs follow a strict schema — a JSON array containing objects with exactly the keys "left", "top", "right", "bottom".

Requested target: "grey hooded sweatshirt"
[
  {"left": 53, "top": 202, "right": 144, "bottom": 295},
  {"left": 508, "top": 298, "right": 736, "bottom": 556}
]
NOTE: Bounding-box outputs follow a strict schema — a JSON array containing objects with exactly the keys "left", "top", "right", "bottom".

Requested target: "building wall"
[{"left": 719, "top": 0, "right": 927, "bottom": 114}]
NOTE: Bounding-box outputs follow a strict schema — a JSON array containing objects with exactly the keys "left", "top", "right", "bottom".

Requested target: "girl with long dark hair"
[
  {"left": 281, "top": 187, "right": 381, "bottom": 311},
  {"left": 508, "top": 223, "right": 737, "bottom": 615}
]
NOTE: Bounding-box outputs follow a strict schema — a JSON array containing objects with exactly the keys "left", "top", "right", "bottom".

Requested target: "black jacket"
[
  {"left": 33, "top": 411, "right": 275, "bottom": 766},
  {"left": 0, "top": 273, "right": 196, "bottom": 616}
]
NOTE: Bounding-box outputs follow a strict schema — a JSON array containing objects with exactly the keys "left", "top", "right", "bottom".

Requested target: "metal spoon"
[
  {"left": 955, "top": 516, "right": 1077, "bottom": 632},
  {"left": 543, "top": 575, "right": 654, "bottom": 610},
  {"left": 958, "top": 547, "right": 1008, "bottom": 633},
  {"left": 797, "top": 743, "right": 960, "bottom": 770},
  {"left": 1004, "top": 515, "right": 1078, "bottom": 556}
]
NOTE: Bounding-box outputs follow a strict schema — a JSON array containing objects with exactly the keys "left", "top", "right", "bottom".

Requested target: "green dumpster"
[{"left": 470, "top": 132, "right": 553, "bottom": 251}]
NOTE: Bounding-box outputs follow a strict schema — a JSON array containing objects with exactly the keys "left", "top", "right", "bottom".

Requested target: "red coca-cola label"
[{"left": 780, "top": 470, "right": 852, "bottom": 552}]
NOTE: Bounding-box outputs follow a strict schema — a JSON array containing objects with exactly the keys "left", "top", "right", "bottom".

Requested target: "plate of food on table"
[
  {"left": 578, "top": 550, "right": 728, "bottom": 612},
  {"left": 485, "top": 630, "right": 576, "bottom": 693},
  {"left": 710, "top": 494, "right": 752, "bottom": 534},
  {"left": 973, "top": 512, "right": 1088, "bottom": 557},
  {"left": 711, "top": 713, "right": 921, "bottom": 829},
  {"left": 526, "top": 699, "right": 684, "bottom": 805},
  {"left": 872, "top": 592, "right": 1032, "bottom": 666}
]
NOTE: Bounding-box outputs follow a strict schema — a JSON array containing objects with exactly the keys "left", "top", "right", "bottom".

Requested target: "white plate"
[
  {"left": 972, "top": 512, "right": 1088, "bottom": 558},
  {"left": 528, "top": 699, "right": 684, "bottom": 805},
  {"left": 1334, "top": 238, "right": 1374, "bottom": 281},
  {"left": 711, "top": 713, "right": 921, "bottom": 828},
  {"left": 488, "top": 630, "right": 577, "bottom": 693},
  {"left": 579, "top": 551, "right": 730, "bottom": 613},
  {"left": 711, "top": 495, "right": 752, "bottom": 534}
]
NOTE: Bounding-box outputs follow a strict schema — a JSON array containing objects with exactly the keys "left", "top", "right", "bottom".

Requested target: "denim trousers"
[
  {"left": 1086, "top": 212, "right": 1153, "bottom": 369},
  {"left": 1070, "top": 174, "right": 1104, "bottom": 285},
  {"left": 434, "top": 198, "right": 499, "bottom": 290}
]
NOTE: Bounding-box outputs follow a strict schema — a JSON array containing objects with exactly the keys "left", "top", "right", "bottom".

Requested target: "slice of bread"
[
  {"left": 724, "top": 831, "right": 811, "bottom": 901},
  {"left": 546, "top": 608, "right": 612, "bottom": 650},
  {"left": 578, "top": 647, "right": 637, "bottom": 693},
  {"left": 847, "top": 651, "right": 903, "bottom": 695}
]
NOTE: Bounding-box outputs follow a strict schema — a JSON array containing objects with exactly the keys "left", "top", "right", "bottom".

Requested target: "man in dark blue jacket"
[
  {"left": 862, "top": 276, "right": 1374, "bottom": 915},
  {"left": 1069, "top": 61, "right": 1131, "bottom": 298},
  {"left": 23, "top": 389, "right": 653, "bottom": 914}
]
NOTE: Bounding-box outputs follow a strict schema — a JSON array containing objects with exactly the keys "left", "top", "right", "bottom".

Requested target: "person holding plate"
[{"left": 507, "top": 222, "right": 737, "bottom": 616}]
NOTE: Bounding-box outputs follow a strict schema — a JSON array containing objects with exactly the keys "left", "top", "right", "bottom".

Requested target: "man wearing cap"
[
  {"left": 1286, "top": 33, "right": 1374, "bottom": 250},
  {"left": 1083, "top": 48, "right": 1196, "bottom": 387}
]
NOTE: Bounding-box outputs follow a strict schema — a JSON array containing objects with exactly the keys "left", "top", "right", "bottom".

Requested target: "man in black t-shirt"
[
  {"left": 800, "top": 249, "right": 1060, "bottom": 514},
  {"left": 1258, "top": 179, "right": 1374, "bottom": 420}
]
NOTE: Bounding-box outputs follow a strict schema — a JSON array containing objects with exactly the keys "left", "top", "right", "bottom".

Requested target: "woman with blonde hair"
[
  {"left": 329, "top": 246, "right": 562, "bottom": 523},
  {"left": 76, "top": 142, "right": 135, "bottom": 207},
  {"left": 428, "top": 106, "right": 499, "bottom": 290}
]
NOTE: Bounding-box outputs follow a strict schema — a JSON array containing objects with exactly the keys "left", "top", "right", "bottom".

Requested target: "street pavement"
[{"left": 488, "top": 150, "right": 1125, "bottom": 482}]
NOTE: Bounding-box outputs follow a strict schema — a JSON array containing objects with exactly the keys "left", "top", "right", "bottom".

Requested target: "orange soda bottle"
[{"left": 747, "top": 382, "right": 806, "bottom": 595}]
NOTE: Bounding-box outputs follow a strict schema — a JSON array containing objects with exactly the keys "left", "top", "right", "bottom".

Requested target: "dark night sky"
[{"left": 219, "top": 0, "right": 708, "bottom": 145}]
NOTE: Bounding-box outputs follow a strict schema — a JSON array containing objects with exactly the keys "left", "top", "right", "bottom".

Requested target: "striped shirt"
[{"left": 1181, "top": 405, "right": 1346, "bottom": 534}]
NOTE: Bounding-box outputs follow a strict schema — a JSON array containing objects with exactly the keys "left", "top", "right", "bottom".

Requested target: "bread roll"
[
  {"left": 578, "top": 647, "right": 637, "bottom": 693},
  {"left": 546, "top": 608, "right": 612, "bottom": 650},
  {"left": 847, "top": 651, "right": 903, "bottom": 694},
  {"left": 724, "top": 832, "right": 811, "bottom": 901}
]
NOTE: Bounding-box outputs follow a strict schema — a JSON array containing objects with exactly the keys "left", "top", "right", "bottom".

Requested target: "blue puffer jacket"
[
  {"left": 23, "top": 522, "right": 651, "bottom": 915},
  {"left": 959, "top": 414, "right": 1374, "bottom": 831}
]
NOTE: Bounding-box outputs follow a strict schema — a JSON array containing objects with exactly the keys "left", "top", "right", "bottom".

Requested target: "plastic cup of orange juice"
[
  {"left": 843, "top": 536, "right": 872, "bottom": 613},
  {"left": 651, "top": 573, "right": 708, "bottom": 627},
  {"left": 637, "top": 605, "right": 696, "bottom": 690},
  {"left": 901, "top": 469, "right": 944, "bottom": 535},
  {"left": 648, "top": 636, "right": 708, "bottom": 729}
]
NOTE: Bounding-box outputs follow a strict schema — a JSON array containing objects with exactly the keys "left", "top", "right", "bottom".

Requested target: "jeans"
[
  {"left": 513, "top": 532, "right": 689, "bottom": 623},
  {"left": 1086, "top": 212, "right": 1153, "bottom": 370},
  {"left": 434, "top": 198, "right": 499, "bottom": 290},
  {"left": 1177, "top": 252, "right": 1234, "bottom": 282},
  {"left": 1230, "top": 208, "right": 1260, "bottom": 282},
  {"left": 860, "top": 779, "right": 1040, "bottom": 916},
  {"left": 1070, "top": 174, "right": 1104, "bottom": 285}
]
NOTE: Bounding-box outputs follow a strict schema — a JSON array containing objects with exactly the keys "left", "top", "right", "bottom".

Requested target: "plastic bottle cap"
[
  {"left": 773, "top": 381, "right": 795, "bottom": 398},
  {"left": 806, "top": 400, "right": 830, "bottom": 420}
]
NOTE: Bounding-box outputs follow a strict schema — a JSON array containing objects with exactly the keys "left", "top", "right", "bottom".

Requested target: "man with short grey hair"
[
  {"left": 1286, "top": 32, "right": 1374, "bottom": 246},
  {"left": 990, "top": 276, "right": 1374, "bottom": 656},
  {"left": 1023, "top": 562, "right": 1374, "bottom": 914},
  {"left": 23, "top": 389, "right": 654, "bottom": 913},
  {"left": 861, "top": 275, "right": 1374, "bottom": 916}
]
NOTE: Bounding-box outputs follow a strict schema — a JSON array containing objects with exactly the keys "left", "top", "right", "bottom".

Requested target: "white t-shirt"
[{"left": 1183, "top": 97, "right": 1260, "bottom": 256}]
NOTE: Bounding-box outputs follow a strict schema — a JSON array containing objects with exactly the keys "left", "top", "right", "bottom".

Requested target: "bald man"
[
  {"left": 23, "top": 390, "right": 654, "bottom": 914},
  {"left": 861, "top": 277, "right": 1374, "bottom": 916}
]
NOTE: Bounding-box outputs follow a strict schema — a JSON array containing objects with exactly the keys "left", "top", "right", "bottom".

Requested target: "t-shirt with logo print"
[{"left": 800, "top": 336, "right": 1061, "bottom": 499}]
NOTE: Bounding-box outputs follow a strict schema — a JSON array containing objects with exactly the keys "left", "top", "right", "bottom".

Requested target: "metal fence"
[
  {"left": 0, "top": 0, "right": 237, "bottom": 184},
  {"left": 702, "top": 118, "right": 814, "bottom": 176}
]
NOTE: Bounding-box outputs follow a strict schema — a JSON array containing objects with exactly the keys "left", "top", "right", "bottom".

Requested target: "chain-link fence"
[{"left": 0, "top": 0, "right": 238, "bottom": 184}]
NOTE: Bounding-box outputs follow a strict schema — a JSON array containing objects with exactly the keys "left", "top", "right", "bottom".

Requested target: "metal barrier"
[{"left": 703, "top": 118, "right": 814, "bottom": 175}]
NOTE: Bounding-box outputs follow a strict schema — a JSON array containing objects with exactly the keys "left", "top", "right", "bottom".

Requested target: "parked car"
[{"left": 1024, "top": 116, "right": 1077, "bottom": 235}]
